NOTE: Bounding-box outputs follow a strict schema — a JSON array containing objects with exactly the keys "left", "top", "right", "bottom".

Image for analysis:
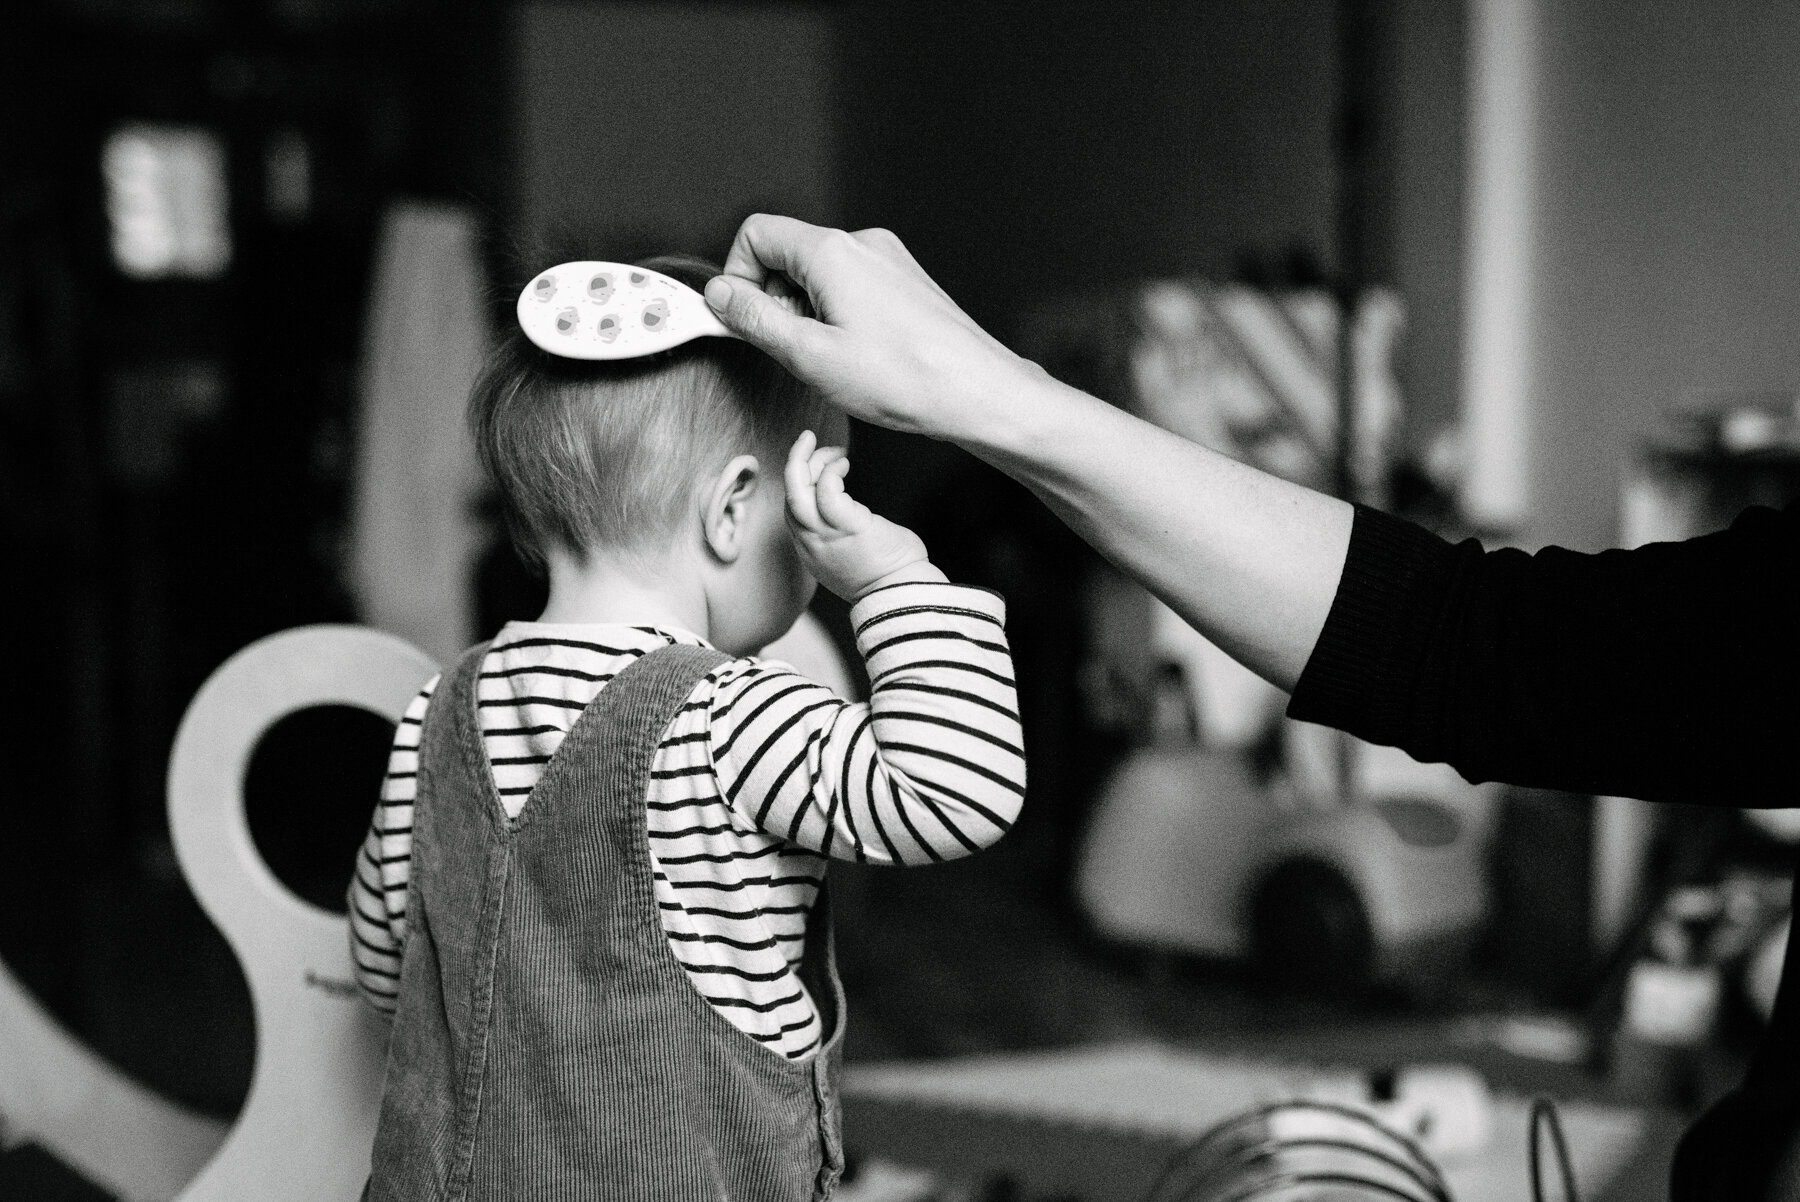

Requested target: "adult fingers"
[
  {"left": 705, "top": 275, "right": 835, "bottom": 374},
  {"left": 784, "top": 431, "right": 823, "bottom": 532},
  {"left": 728, "top": 216, "right": 907, "bottom": 310},
  {"left": 721, "top": 213, "right": 836, "bottom": 290}
]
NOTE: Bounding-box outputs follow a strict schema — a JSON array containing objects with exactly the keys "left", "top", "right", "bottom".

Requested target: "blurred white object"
[
  {"left": 1746, "top": 917, "right": 1789, "bottom": 1024},
  {"left": 1488, "top": 1014, "right": 1590, "bottom": 1064},
  {"left": 1078, "top": 750, "right": 1265, "bottom": 957},
  {"left": 1745, "top": 808, "right": 1800, "bottom": 845},
  {"left": 831, "top": 1159, "right": 940, "bottom": 1202},
  {"left": 1305, "top": 1065, "right": 1493, "bottom": 1164},
  {"left": 1623, "top": 961, "right": 1721, "bottom": 1047},
  {"left": 1461, "top": 0, "right": 1540, "bottom": 529},
  {"left": 348, "top": 202, "right": 488, "bottom": 668},
  {"left": 167, "top": 626, "right": 436, "bottom": 1201},
  {"left": 0, "top": 956, "right": 226, "bottom": 1200},
  {"left": 1074, "top": 675, "right": 1492, "bottom": 979},
  {"left": 1719, "top": 406, "right": 1786, "bottom": 453},
  {"left": 102, "top": 124, "right": 232, "bottom": 280},
  {"left": 1591, "top": 794, "right": 1657, "bottom": 954}
]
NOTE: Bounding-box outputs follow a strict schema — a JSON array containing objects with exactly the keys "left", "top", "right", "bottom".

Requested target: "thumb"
[{"left": 705, "top": 275, "right": 832, "bottom": 372}]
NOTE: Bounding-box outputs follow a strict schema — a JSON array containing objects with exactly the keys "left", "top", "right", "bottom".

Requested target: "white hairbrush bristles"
[{"left": 517, "top": 261, "right": 736, "bottom": 360}]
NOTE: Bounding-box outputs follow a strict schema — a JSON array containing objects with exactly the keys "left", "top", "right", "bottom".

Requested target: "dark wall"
[
  {"left": 837, "top": 0, "right": 1343, "bottom": 340},
  {"left": 512, "top": 3, "right": 838, "bottom": 264}
]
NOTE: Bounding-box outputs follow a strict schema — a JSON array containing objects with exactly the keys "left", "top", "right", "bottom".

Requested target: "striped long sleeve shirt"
[{"left": 349, "top": 580, "right": 1025, "bottom": 1059}]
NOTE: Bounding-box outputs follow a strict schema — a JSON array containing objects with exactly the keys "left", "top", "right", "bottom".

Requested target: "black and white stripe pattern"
[{"left": 351, "top": 581, "right": 1024, "bottom": 1058}]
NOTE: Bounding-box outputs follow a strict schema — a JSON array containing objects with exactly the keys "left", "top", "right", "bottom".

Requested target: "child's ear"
[{"left": 701, "top": 454, "right": 762, "bottom": 564}]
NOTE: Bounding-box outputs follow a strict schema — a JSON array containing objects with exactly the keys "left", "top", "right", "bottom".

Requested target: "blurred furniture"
[
  {"left": 166, "top": 626, "right": 434, "bottom": 1201},
  {"left": 1076, "top": 736, "right": 1494, "bottom": 990},
  {"left": 1040, "top": 280, "right": 1493, "bottom": 989}
]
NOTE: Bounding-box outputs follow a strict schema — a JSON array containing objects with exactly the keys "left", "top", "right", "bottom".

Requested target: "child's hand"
[{"left": 785, "top": 430, "right": 947, "bottom": 600}]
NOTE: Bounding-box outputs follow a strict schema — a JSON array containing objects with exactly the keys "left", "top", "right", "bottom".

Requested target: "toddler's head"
[{"left": 471, "top": 253, "right": 840, "bottom": 652}]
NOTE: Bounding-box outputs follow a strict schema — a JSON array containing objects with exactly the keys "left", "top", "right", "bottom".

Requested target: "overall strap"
[
  {"left": 520, "top": 642, "right": 730, "bottom": 884},
  {"left": 432, "top": 639, "right": 497, "bottom": 824}
]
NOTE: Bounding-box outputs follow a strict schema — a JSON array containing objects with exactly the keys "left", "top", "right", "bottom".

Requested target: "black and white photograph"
[{"left": 1, "top": 1, "right": 1797, "bottom": 1199}]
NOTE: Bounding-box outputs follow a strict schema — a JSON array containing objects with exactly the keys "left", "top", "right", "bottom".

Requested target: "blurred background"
[{"left": 5, "top": 1, "right": 1800, "bottom": 1198}]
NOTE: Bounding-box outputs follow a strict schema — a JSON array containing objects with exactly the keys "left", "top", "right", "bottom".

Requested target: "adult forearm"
[{"left": 966, "top": 362, "right": 1352, "bottom": 691}]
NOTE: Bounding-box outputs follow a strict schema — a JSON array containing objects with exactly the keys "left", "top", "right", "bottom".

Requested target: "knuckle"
[{"left": 820, "top": 228, "right": 859, "bottom": 261}]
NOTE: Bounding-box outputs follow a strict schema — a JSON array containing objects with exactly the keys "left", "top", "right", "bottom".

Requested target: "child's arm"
[
  {"left": 346, "top": 679, "right": 436, "bottom": 1011},
  {"left": 704, "top": 435, "right": 1026, "bottom": 863}
]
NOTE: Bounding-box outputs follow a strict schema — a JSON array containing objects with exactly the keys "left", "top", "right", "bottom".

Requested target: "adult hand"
[{"left": 703, "top": 215, "right": 1041, "bottom": 444}]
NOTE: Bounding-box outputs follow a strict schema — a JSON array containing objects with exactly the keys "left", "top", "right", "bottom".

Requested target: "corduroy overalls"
[{"left": 365, "top": 643, "right": 846, "bottom": 1201}]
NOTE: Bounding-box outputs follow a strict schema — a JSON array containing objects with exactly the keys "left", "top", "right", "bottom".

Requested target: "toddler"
[{"left": 348, "top": 255, "right": 1026, "bottom": 1200}]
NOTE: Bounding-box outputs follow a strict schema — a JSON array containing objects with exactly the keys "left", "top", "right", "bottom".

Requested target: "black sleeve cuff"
[{"left": 1286, "top": 505, "right": 1459, "bottom": 744}]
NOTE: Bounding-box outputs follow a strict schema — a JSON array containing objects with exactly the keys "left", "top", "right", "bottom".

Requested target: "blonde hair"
[{"left": 471, "top": 254, "right": 825, "bottom": 570}]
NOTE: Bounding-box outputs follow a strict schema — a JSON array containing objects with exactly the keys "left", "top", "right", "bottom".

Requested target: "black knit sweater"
[{"left": 1288, "top": 503, "right": 1800, "bottom": 1201}]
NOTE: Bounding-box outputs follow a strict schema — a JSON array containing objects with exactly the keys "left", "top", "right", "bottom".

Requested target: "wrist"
[
  {"left": 854, "top": 559, "right": 947, "bottom": 598},
  {"left": 956, "top": 358, "right": 1102, "bottom": 470}
]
